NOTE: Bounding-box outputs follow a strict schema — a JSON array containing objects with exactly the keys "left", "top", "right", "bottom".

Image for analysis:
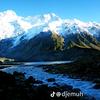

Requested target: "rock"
[
  {"left": 35, "top": 80, "right": 43, "bottom": 84},
  {"left": 93, "top": 83, "right": 100, "bottom": 89},
  {"left": 72, "top": 88, "right": 81, "bottom": 93},
  {"left": 0, "top": 71, "right": 15, "bottom": 86},
  {"left": 53, "top": 83, "right": 60, "bottom": 86},
  {"left": 13, "top": 71, "right": 25, "bottom": 80},
  {"left": 26, "top": 76, "right": 36, "bottom": 84},
  {"left": 47, "top": 78, "right": 55, "bottom": 82},
  {"left": 0, "top": 61, "right": 3, "bottom": 64},
  {"left": 93, "top": 79, "right": 100, "bottom": 84},
  {"left": 0, "top": 89, "right": 3, "bottom": 92},
  {"left": 62, "top": 84, "right": 73, "bottom": 90},
  {"left": 0, "top": 71, "right": 95, "bottom": 100}
]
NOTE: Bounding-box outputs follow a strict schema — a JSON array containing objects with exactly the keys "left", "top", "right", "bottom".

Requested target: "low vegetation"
[
  {"left": 67, "top": 32, "right": 100, "bottom": 51},
  {"left": 43, "top": 48, "right": 100, "bottom": 89},
  {"left": 51, "top": 32, "right": 64, "bottom": 51},
  {"left": 0, "top": 57, "right": 15, "bottom": 64}
]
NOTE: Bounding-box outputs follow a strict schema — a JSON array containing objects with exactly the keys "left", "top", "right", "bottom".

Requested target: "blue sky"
[{"left": 0, "top": 0, "right": 100, "bottom": 22}]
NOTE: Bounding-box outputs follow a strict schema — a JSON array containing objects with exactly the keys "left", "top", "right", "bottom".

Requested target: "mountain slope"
[
  {"left": 0, "top": 10, "right": 100, "bottom": 41},
  {"left": 0, "top": 10, "right": 100, "bottom": 61},
  {"left": 66, "top": 32, "right": 100, "bottom": 51}
]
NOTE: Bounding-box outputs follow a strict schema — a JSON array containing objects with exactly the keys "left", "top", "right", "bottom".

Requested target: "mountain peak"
[
  {"left": 3, "top": 10, "right": 17, "bottom": 16},
  {"left": 43, "top": 13, "right": 57, "bottom": 18},
  {"left": 0, "top": 10, "right": 100, "bottom": 41},
  {"left": 31, "top": 13, "right": 61, "bottom": 24},
  {"left": 0, "top": 10, "right": 17, "bottom": 21}
]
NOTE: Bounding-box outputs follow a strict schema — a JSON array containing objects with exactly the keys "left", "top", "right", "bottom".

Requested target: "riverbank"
[
  {"left": 42, "top": 59, "right": 100, "bottom": 89},
  {"left": 0, "top": 70, "right": 93, "bottom": 100},
  {"left": 1, "top": 66, "right": 100, "bottom": 99}
]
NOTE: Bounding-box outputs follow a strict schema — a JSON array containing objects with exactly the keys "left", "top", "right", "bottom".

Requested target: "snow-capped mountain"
[
  {"left": 0, "top": 10, "right": 100, "bottom": 41},
  {"left": 0, "top": 10, "right": 100, "bottom": 61},
  {"left": 0, "top": 10, "right": 60, "bottom": 40}
]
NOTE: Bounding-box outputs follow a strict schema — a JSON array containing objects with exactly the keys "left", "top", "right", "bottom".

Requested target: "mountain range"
[{"left": 0, "top": 10, "right": 100, "bottom": 61}]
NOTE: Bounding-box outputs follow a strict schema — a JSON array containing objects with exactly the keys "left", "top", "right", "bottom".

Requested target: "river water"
[
  {"left": 0, "top": 61, "right": 100, "bottom": 100},
  {"left": 23, "top": 61, "right": 72, "bottom": 65}
]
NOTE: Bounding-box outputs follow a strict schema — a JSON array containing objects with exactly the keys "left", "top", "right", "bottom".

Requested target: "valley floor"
[{"left": 0, "top": 64, "right": 100, "bottom": 100}]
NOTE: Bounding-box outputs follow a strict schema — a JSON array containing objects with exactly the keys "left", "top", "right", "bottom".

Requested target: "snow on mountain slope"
[
  {"left": 0, "top": 10, "right": 100, "bottom": 44},
  {"left": 0, "top": 10, "right": 32, "bottom": 40}
]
